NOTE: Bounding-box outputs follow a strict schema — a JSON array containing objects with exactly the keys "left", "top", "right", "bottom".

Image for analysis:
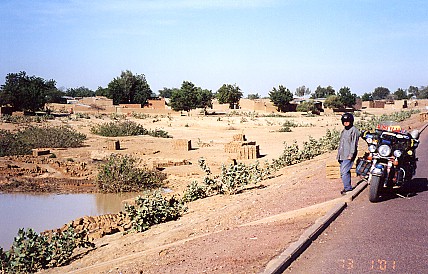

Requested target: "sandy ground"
[{"left": 1, "top": 107, "right": 425, "bottom": 273}]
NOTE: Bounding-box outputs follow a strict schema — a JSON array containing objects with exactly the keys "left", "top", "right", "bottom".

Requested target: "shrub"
[
  {"left": 0, "top": 126, "right": 86, "bottom": 157},
  {"left": 96, "top": 154, "right": 166, "bottom": 192},
  {"left": 17, "top": 125, "right": 86, "bottom": 149},
  {"left": 0, "top": 227, "right": 93, "bottom": 273},
  {"left": 182, "top": 158, "right": 275, "bottom": 201},
  {"left": 90, "top": 121, "right": 172, "bottom": 138},
  {"left": 0, "top": 130, "right": 32, "bottom": 156},
  {"left": 273, "top": 128, "right": 340, "bottom": 169},
  {"left": 147, "top": 128, "right": 172, "bottom": 138},
  {"left": 182, "top": 181, "right": 207, "bottom": 202},
  {"left": 124, "top": 190, "right": 187, "bottom": 232},
  {"left": 90, "top": 120, "right": 147, "bottom": 137}
]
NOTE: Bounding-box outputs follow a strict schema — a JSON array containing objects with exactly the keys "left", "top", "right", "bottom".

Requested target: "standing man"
[{"left": 337, "top": 113, "right": 359, "bottom": 195}]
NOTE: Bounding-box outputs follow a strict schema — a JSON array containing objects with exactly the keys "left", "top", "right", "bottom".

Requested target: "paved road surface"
[{"left": 285, "top": 129, "right": 428, "bottom": 273}]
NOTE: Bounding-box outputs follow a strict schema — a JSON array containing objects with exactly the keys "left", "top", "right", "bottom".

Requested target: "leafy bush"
[
  {"left": 0, "top": 130, "right": 32, "bottom": 156},
  {"left": 90, "top": 120, "right": 171, "bottom": 138},
  {"left": 17, "top": 125, "right": 86, "bottom": 149},
  {"left": 96, "top": 154, "right": 166, "bottom": 192},
  {"left": 182, "top": 158, "right": 275, "bottom": 201},
  {"left": 147, "top": 128, "right": 171, "bottom": 138},
  {"left": 90, "top": 120, "right": 147, "bottom": 137},
  {"left": 0, "top": 227, "right": 93, "bottom": 273},
  {"left": 182, "top": 181, "right": 207, "bottom": 202},
  {"left": 124, "top": 190, "right": 187, "bottom": 232},
  {"left": 0, "top": 126, "right": 86, "bottom": 157},
  {"left": 273, "top": 128, "right": 340, "bottom": 168}
]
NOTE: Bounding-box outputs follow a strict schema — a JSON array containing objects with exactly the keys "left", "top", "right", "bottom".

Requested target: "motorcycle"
[{"left": 357, "top": 122, "right": 420, "bottom": 202}]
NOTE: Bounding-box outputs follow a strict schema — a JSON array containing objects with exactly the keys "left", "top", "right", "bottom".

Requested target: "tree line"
[{"left": 1, "top": 70, "right": 427, "bottom": 114}]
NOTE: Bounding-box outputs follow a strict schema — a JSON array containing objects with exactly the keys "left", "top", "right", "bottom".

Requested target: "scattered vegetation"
[
  {"left": 0, "top": 114, "right": 53, "bottom": 124},
  {"left": 124, "top": 190, "right": 187, "bottom": 232},
  {"left": 96, "top": 154, "right": 166, "bottom": 193},
  {"left": 0, "top": 227, "right": 93, "bottom": 274},
  {"left": 355, "top": 109, "right": 420, "bottom": 131}
]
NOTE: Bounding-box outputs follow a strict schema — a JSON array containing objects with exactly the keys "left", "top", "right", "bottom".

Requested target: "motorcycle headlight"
[
  {"left": 393, "top": 150, "right": 402, "bottom": 158},
  {"left": 368, "top": 144, "right": 377, "bottom": 153},
  {"left": 366, "top": 137, "right": 373, "bottom": 144},
  {"left": 378, "top": 144, "right": 392, "bottom": 157}
]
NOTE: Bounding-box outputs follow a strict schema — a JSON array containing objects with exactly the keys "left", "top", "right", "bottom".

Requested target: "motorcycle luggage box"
[{"left": 356, "top": 157, "right": 372, "bottom": 176}]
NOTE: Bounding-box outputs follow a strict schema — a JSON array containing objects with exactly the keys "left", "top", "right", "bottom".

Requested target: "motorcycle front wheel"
[{"left": 369, "top": 175, "right": 381, "bottom": 203}]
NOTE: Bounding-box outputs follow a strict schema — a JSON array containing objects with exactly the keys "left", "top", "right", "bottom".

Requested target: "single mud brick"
[{"left": 107, "top": 140, "right": 120, "bottom": 150}]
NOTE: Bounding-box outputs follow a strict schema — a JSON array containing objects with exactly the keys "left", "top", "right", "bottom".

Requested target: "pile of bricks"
[
  {"left": 151, "top": 159, "right": 191, "bottom": 169},
  {"left": 44, "top": 212, "right": 132, "bottom": 241},
  {"left": 420, "top": 112, "right": 428, "bottom": 122},
  {"left": 224, "top": 134, "right": 260, "bottom": 160},
  {"left": 326, "top": 160, "right": 357, "bottom": 179},
  {"left": 173, "top": 139, "right": 192, "bottom": 151},
  {"left": 107, "top": 140, "right": 120, "bottom": 150}
]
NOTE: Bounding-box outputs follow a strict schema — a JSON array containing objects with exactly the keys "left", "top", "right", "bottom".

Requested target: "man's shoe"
[{"left": 340, "top": 189, "right": 352, "bottom": 195}]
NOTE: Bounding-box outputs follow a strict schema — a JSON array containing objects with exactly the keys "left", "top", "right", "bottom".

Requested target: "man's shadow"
[{"left": 397, "top": 177, "right": 428, "bottom": 197}]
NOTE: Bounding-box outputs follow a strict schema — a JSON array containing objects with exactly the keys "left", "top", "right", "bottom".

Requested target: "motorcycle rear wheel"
[{"left": 369, "top": 176, "right": 381, "bottom": 203}]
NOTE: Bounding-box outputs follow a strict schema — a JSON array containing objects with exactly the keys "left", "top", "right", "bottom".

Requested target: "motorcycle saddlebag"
[{"left": 356, "top": 157, "right": 372, "bottom": 177}]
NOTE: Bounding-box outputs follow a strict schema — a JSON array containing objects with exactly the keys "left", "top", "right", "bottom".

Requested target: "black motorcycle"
[{"left": 357, "top": 122, "right": 420, "bottom": 202}]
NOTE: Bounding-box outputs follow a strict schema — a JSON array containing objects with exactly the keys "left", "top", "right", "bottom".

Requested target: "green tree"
[
  {"left": 269, "top": 85, "right": 293, "bottom": 112},
  {"left": 247, "top": 93, "right": 260, "bottom": 100},
  {"left": 158, "top": 87, "right": 175, "bottom": 98},
  {"left": 418, "top": 86, "right": 428, "bottom": 99},
  {"left": 311, "top": 85, "right": 335, "bottom": 99},
  {"left": 372, "top": 86, "right": 390, "bottom": 100},
  {"left": 65, "top": 86, "right": 95, "bottom": 97},
  {"left": 323, "top": 95, "right": 343, "bottom": 109},
  {"left": 393, "top": 88, "right": 407, "bottom": 100},
  {"left": 295, "top": 85, "right": 311, "bottom": 97},
  {"left": 338, "top": 86, "right": 357, "bottom": 108},
  {"left": 216, "top": 84, "right": 243, "bottom": 109},
  {"left": 95, "top": 86, "right": 110, "bottom": 97},
  {"left": 0, "top": 71, "right": 60, "bottom": 112},
  {"left": 407, "top": 86, "right": 419, "bottom": 98},
  {"left": 361, "top": 92, "right": 373, "bottom": 101},
  {"left": 296, "top": 101, "right": 315, "bottom": 112},
  {"left": 107, "top": 70, "right": 152, "bottom": 106},
  {"left": 196, "top": 87, "right": 213, "bottom": 112},
  {"left": 169, "top": 81, "right": 199, "bottom": 113}
]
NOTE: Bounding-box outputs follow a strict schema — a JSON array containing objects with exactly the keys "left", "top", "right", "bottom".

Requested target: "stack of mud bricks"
[
  {"left": 173, "top": 139, "right": 192, "bottom": 151},
  {"left": 32, "top": 149, "right": 50, "bottom": 157},
  {"left": 224, "top": 134, "right": 259, "bottom": 160},
  {"left": 326, "top": 160, "right": 357, "bottom": 179},
  {"left": 420, "top": 112, "right": 428, "bottom": 122},
  {"left": 107, "top": 140, "right": 120, "bottom": 150}
]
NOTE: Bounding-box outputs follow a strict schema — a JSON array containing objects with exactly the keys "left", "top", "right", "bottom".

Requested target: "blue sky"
[{"left": 1, "top": 0, "right": 427, "bottom": 96}]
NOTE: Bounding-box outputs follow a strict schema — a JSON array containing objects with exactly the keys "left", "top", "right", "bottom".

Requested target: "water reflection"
[{"left": 0, "top": 192, "right": 140, "bottom": 250}]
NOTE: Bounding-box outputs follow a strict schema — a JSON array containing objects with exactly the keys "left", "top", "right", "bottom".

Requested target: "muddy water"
[{"left": 0, "top": 192, "right": 140, "bottom": 250}]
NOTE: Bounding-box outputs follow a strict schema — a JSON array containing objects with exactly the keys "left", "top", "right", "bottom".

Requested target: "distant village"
[{"left": 1, "top": 95, "right": 427, "bottom": 117}]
